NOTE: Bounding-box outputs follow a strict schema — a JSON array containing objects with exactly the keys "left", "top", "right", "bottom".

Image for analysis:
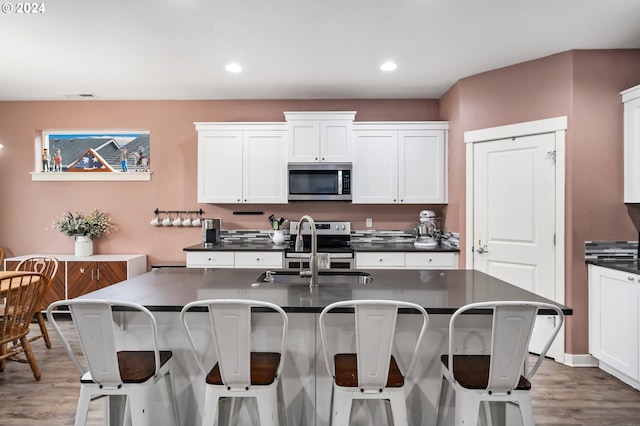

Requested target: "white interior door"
[{"left": 473, "top": 132, "right": 558, "bottom": 356}]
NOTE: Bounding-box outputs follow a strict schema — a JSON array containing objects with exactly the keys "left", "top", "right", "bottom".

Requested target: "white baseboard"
[{"left": 563, "top": 353, "right": 599, "bottom": 367}]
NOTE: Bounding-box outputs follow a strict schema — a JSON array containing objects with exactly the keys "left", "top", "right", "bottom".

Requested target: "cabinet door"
[
  {"left": 355, "top": 252, "right": 405, "bottom": 269},
  {"left": 320, "top": 120, "right": 353, "bottom": 162},
  {"left": 96, "top": 261, "right": 127, "bottom": 289},
  {"left": 624, "top": 95, "right": 640, "bottom": 202},
  {"left": 244, "top": 131, "right": 287, "bottom": 203},
  {"left": 67, "top": 261, "right": 97, "bottom": 298},
  {"left": 399, "top": 130, "right": 446, "bottom": 203},
  {"left": 186, "top": 252, "right": 235, "bottom": 268},
  {"left": 198, "top": 131, "right": 243, "bottom": 203},
  {"left": 235, "top": 252, "right": 283, "bottom": 269},
  {"left": 589, "top": 265, "right": 639, "bottom": 379},
  {"left": 352, "top": 130, "right": 398, "bottom": 203},
  {"left": 405, "top": 252, "right": 458, "bottom": 269},
  {"left": 288, "top": 120, "right": 320, "bottom": 162}
]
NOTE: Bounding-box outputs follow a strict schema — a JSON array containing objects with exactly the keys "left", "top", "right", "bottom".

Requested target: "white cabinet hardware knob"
[{"left": 629, "top": 276, "right": 635, "bottom": 281}]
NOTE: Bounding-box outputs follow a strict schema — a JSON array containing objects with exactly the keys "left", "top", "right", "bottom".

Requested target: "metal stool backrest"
[
  {"left": 448, "top": 301, "right": 564, "bottom": 394},
  {"left": 319, "top": 299, "right": 429, "bottom": 391},
  {"left": 48, "top": 299, "right": 164, "bottom": 387},
  {"left": 181, "top": 299, "right": 288, "bottom": 390}
]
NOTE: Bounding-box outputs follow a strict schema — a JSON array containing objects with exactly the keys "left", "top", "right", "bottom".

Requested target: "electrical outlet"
[{"left": 366, "top": 218, "right": 373, "bottom": 228}]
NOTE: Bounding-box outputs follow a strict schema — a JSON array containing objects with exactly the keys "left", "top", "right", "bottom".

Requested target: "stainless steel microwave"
[{"left": 288, "top": 163, "right": 352, "bottom": 201}]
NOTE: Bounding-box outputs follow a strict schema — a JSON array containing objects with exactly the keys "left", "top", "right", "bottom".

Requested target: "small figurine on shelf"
[
  {"left": 120, "top": 147, "right": 128, "bottom": 172},
  {"left": 41, "top": 148, "right": 50, "bottom": 172},
  {"left": 53, "top": 148, "right": 62, "bottom": 172}
]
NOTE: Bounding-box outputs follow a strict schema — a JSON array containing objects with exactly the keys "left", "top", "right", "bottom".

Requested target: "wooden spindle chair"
[{"left": 15, "top": 256, "right": 59, "bottom": 349}]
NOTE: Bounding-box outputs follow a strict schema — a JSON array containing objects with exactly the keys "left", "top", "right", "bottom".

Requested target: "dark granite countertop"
[
  {"left": 80, "top": 267, "right": 570, "bottom": 315},
  {"left": 184, "top": 241, "right": 459, "bottom": 253},
  {"left": 184, "top": 242, "right": 287, "bottom": 252},
  {"left": 587, "top": 259, "right": 640, "bottom": 275},
  {"left": 351, "top": 242, "right": 459, "bottom": 253}
]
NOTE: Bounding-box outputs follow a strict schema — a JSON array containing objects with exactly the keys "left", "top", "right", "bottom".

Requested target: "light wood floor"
[{"left": 1, "top": 320, "right": 640, "bottom": 425}]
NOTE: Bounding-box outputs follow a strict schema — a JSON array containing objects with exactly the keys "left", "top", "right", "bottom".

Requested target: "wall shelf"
[{"left": 30, "top": 172, "right": 152, "bottom": 182}]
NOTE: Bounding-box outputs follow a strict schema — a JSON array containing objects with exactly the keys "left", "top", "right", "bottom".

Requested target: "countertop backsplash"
[
  {"left": 585, "top": 240, "right": 639, "bottom": 261},
  {"left": 218, "top": 228, "right": 459, "bottom": 248}
]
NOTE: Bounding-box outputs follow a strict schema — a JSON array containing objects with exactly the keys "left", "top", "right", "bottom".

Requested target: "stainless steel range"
[{"left": 285, "top": 220, "right": 353, "bottom": 269}]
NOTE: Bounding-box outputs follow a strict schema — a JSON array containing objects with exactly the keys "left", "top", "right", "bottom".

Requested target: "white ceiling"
[{"left": 2, "top": 0, "right": 640, "bottom": 101}]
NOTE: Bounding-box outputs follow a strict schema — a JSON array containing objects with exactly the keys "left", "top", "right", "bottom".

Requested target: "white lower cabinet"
[
  {"left": 356, "top": 252, "right": 458, "bottom": 270},
  {"left": 234, "top": 252, "right": 283, "bottom": 269},
  {"left": 186, "top": 251, "right": 283, "bottom": 269},
  {"left": 588, "top": 264, "right": 640, "bottom": 388}
]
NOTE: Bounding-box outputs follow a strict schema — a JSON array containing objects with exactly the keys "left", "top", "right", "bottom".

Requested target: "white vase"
[{"left": 74, "top": 235, "right": 93, "bottom": 257}]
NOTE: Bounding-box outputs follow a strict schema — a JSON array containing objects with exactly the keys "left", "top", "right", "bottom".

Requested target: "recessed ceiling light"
[
  {"left": 225, "top": 63, "right": 242, "bottom": 73},
  {"left": 380, "top": 61, "right": 398, "bottom": 72}
]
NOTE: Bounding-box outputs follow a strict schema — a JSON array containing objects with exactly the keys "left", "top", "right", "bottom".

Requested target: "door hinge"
[{"left": 553, "top": 234, "right": 556, "bottom": 245}]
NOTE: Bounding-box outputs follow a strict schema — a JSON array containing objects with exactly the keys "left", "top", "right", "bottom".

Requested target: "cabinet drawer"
[
  {"left": 405, "top": 252, "right": 458, "bottom": 269},
  {"left": 186, "top": 252, "right": 235, "bottom": 268},
  {"left": 356, "top": 252, "right": 405, "bottom": 269},
  {"left": 235, "top": 252, "right": 283, "bottom": 269}
]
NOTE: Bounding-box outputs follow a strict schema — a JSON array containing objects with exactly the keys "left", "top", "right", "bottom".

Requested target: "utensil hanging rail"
[{"left": 153, "top": 209, "right": 204, "bottom": 215}]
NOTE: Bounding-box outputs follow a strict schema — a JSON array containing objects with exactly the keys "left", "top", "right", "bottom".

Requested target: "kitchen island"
[{"left": 79, "top": 267, "right": 570, "bottom": 426}]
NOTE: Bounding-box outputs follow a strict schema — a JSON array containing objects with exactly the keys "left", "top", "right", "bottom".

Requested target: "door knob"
[{"left": 476, "top": 240, "right": 489, "bottom": 254}]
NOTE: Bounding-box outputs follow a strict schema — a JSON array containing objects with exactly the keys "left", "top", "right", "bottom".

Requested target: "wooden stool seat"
[
  {"left": 79, "top": 350, "right": 173, "bottom": 384},
  {"left": 206, "top": 352, "right": 281, "bottom": 386},
  {"left": 440, "top": 354, "right": 531, "bottom": 390},
  {"left": 334, "top": 353, "right": 404, "bottom": 388}
]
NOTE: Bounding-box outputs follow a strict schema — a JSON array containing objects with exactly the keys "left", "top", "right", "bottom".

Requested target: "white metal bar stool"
[
  {"left": 47, "top": 299, "right": 180, "bottom": 426},
  {"left": 435, "top": 301, "right": 564, "bottom": 426},
  {"left": 180, "top": 299, "right": 288, "bottom": 426},
  {"left": 319, "top": 300, "right": 429, "bottom": 426}
]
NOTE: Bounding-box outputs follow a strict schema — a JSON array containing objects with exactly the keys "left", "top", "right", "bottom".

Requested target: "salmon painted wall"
[
  {"left": 440, "top": 49, "right": 640, "bottom": 355},
  {"left": 0, "top": 99, "right": 441, "bottom": 266}
]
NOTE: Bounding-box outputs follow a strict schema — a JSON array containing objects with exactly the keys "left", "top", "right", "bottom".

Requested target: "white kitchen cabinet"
[
  {"left": 284, "top": 112, "right": 356, "bottom": 162},
  {"left": 186, "top": 251, "right": 235, "bottom": 268},
  {"left": 356, "top": 251, "right": 458, "bottom": 270},
  {"left": 405, "top": 252, "right": 458, "bottom": 269},
  {"left": 235, "top": 252, "right": 283, "bottom": 269},
  {"left": 588, "top": 264, "right": 640, "bottom": 388},
  {"left": 195, "top": 123, "right": 288, "bottom": 204},
  {"left": 352, "top": 123, "right": 448, "bottom": 204},
  {"left": 622, "top": 85, "right": 640, "bottom": 203},
  {"left": 186, "top": 251, "right": 283, "bottom": 269}
]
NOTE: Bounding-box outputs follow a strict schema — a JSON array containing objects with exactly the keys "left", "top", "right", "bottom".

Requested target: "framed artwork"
[{"left": 33, "top": 130, "right": 151, "bottom": 181}]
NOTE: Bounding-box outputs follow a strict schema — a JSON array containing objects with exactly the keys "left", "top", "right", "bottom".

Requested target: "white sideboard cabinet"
[
  {"left": 588, "top": 264, "right": 640, "bottom": 389},
  {"left": 622, "top": 84, "right": 640, "bottom": 203},
  {"left": 284, "top": 111, "right": 356, "bottom": 163},
  {"left": 352, "top": 122, "right": 448, "bottom": 204},
  {"left": 195, "top": 123, "right": 288, "bottom": 204}
]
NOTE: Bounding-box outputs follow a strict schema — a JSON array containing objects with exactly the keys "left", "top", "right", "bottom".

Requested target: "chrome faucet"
[{"left": 295, "top": 215, "right": 318, "bottom": 287}]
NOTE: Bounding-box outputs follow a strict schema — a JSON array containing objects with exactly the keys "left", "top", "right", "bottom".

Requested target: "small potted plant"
[{"left": 50, "top": 209, "right": 117, "bottom": 256}]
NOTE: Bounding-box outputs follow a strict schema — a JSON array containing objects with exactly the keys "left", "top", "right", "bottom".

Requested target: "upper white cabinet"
[
  {"left": 196, "top": 123, "right": 288, "bottom": 204},
  {"left": 284, "top": 111, "right": 356, "bottom": 162},
  {"left": 352, "top": 122, "right": 448, "bottom": 204},
  {"left": 622, "top": 85, "right": 640, "bottom": 203}
]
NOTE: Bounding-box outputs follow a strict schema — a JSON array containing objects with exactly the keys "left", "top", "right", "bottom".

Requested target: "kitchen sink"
[{"left": 253, "top": 270, "right": 373, "bottom": 287}]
